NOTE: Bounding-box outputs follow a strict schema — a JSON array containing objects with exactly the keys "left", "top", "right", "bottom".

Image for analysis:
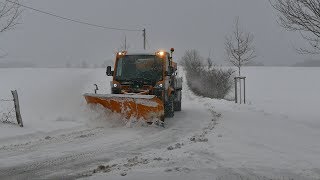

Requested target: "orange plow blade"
[{"left": 84, "top": 93, "right": 164, "bottom": 121}]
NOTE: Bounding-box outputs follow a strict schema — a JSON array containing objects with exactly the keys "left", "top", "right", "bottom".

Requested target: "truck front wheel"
[
  {"left": 174, "top": 90, "right": 182, "bottom": 111},
  {"left": 165, "top": 95, "right": 174, "bottom": 118}
]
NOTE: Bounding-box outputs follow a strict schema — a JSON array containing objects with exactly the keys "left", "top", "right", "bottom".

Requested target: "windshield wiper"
[{"left": 116, "top": 77, "right": 155, "bottom": 84}]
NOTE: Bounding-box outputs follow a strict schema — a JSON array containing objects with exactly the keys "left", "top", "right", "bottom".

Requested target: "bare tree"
[
  {"left": 270, "top": 0, "right": 320, "bottom": 54},
  {"left": 120, "top": 34, "right": 130, "bottom": 51},
  {"left": 0, "top": 0, "right": 22, "bottom": 58},
  {"left": 0, "top": 0, "right": 22, "bottom": 33},
  {"left": 207, "top": 49, "right": 213, "bottom": 69},
  {"left": 225, "top": 17, "right": 256, "bottom": 76},
  {"left": 181, "top": 49, "right": 203, "bottom": 75}
]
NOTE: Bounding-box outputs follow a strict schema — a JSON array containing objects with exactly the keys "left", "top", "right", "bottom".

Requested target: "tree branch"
[
  {"left": 270, "top": 0, "right": 320, "bottom": 54},
  {"left": 0, "top": 0, "right": 22, "bottom": 33}
]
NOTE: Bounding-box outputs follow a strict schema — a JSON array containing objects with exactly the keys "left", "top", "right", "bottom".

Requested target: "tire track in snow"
[
  {"left": 0, "top": 135, "right": 137, "bottom": 179},
  {"left": 0, "top": 127, "right": 104, "bottom": 152},
  {"left": 0, "top": 121, "right": 202, "bottom": 179}
]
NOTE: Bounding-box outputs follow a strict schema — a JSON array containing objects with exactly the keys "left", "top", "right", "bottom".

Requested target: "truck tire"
[
  {"left": 174, "top": 101, "right": 181, "bottom": 111},
  {"left": 165, "top": 95, "right": 174, "bottom": 118},
  {"left": 174, "top": 90, "right": 182, "bottom": 111}
]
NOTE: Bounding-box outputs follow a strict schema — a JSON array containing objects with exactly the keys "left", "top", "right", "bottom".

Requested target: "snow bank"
[
  {"left": 85, "top": 67, "right": 320, "bottom": 179},
  {"left": 0, "top": 68, "right": 112, "bottom": 139},
  {"left": 0, "top": 67, "right": 320, "bottom": 179},
  {"left": 243, "top": 67, "right": 320, "bottom": 121}
]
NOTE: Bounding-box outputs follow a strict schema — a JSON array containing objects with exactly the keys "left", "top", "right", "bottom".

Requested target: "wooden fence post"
[
  {"left": 11, "top": 90, "right": 23, "bottom": 127},
  {"left": 243, "top": 77, "right": 246, "bottom": 104},
  {"left": 234, "top": 77, "right": 238, "bottom": 103},
  {"left": 235, "top": 77, "right": 247, "bottom": 104}
]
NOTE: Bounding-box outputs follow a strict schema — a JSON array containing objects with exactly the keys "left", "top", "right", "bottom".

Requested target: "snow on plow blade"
[{"left": 84, "top": 93, "right": 164, "bottom": 121}]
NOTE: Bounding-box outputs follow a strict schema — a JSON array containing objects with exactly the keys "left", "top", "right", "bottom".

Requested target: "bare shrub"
[
  {"left": 200, "top": 68, "right": 234, "bottom": 99},
  {"left": 181, "top": 49, "right": 202, "bottom": 78},
  {"left": 181, "top": 49, "right": 234, "bottom": 99},
  {"left": 181, "top": 49, "right": 203, "bottom": 95}
]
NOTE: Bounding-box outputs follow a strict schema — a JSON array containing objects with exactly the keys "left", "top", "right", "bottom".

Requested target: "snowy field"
[{"left": 0, "top": 67, "right": 319, "bottom": 180}]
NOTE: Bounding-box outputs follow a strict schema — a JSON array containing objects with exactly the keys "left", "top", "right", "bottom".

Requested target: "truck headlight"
[
  {"left": 113, "top": 84, "right": 118, "bottom": 88},
  {"left": 155, "top": 83, "right": 163, "bottom": 89}
]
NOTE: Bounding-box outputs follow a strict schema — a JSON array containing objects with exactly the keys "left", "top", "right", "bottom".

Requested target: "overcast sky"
[{"left": 0, "top": 0, "right": 312, "bottom": 66}]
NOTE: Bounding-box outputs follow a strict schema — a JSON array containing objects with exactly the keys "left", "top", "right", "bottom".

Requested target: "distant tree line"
[{"left": 64, "top": 60, "right": 112, "bottom": 68}]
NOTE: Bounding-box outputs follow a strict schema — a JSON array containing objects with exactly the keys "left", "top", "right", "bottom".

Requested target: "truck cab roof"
[{"left": 122, "top": 49, "right": 168, "bottom": 56}]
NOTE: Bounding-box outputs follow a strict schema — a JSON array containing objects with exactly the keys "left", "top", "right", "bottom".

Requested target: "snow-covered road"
[
  {"left": 0, "top": 68, "right": 319, "bottom": 180},
  {"left": 0, "top": 68, "right": 218, "bottom": 179}
]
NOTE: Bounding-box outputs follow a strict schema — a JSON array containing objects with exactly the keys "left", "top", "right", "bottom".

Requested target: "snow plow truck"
[{"left": 84, "top": 48, "right": 182, "bottom": 123}]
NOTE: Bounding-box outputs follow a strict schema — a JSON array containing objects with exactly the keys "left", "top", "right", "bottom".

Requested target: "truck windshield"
[{"left": 115, "top": 55, "right": 163, "bottom": 83}]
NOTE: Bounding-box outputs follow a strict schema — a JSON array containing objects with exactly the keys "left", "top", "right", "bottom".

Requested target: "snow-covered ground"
[{"left": 0, "top": 67, "right": 319, "bottom": 180}]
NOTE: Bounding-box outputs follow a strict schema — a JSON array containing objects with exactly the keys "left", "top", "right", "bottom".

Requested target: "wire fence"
[
  {"left": 0, "top": 99, "right": 16, "bottom": 124},
  {"left": 0, "top": 90, "right": 23, "bottom": 127}
]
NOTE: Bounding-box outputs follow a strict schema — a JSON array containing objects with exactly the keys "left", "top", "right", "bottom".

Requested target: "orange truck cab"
[{"left": 106, "top": 48, "right": 182, "bottom": 120}]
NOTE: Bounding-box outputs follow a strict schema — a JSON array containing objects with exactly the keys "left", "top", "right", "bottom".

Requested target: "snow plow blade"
[{"left": 84, "top": 93, "right": 164, "bottom": 121}]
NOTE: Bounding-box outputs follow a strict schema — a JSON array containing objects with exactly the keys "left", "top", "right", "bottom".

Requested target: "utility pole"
[
  {"left": 143, "top": 28, "right": 146, "bottom": 50},
  {"left": 124, "top": 35, "right": 127, "bottom": 50}
]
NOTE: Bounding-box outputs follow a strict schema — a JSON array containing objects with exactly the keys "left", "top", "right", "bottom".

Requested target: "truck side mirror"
[
  {"left": 165, "top": 67, "right": 174, "bottom": 76},
  {"left": 106, "top": 66, "right": 114, "bottom": 76}
]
